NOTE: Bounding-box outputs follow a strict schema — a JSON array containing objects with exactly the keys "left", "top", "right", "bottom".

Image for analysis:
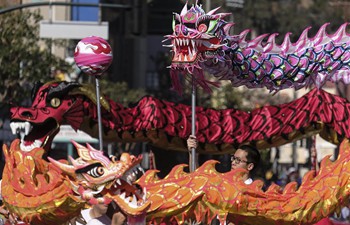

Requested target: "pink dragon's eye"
[{"left": 198, "top": 23, "right": 208, "bottom": 32}]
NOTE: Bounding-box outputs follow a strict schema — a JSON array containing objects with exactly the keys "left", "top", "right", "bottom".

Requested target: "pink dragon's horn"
[
  {"left": 68, "top": 155, "right": 80, "bottom": 168},
  {"left": 180, "top": 2, "right": 188, "bottom": 16},
  {"left": 86, "top": 143, "right": 99, "bottom": 151},
  {"left": 86, "top": 143, "right": 111, "bottom": 167},
  {"left": 223, "top": 23, "right": 234, "bottom": 36},
  {"left": 207, "top": 6, "right": 220, "bottom": 15}
]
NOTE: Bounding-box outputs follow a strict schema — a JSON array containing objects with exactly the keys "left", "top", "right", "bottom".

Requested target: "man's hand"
[{"left": 187, "top": 135, "right": 198, "bottom": 151}]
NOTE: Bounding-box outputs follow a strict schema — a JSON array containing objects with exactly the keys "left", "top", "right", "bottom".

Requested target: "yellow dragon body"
[
  {"left": 4, "top": 138, "right": 348, "bottom": 225},
  {"left": 136, "top": 139, "right": 350, "bottom": 224}
]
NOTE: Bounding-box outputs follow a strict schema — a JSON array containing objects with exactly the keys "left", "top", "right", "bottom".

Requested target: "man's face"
[
  {"left": 94, "top": 203, "right": 109, "bottom": 214},
  {"left": 231, "top": 149, "right": 251, "bottom": 171}
]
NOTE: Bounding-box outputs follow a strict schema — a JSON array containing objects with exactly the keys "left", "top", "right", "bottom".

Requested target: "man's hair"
[{"left": 238, "top": 145, "right": 261, "bottom": 171}]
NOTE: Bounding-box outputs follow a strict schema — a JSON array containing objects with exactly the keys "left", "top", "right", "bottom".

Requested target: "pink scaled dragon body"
[{"left": 166, "top": 2, "right": 350, "bottom": 93}]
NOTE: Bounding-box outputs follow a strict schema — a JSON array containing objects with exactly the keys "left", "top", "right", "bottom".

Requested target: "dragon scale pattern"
[
  {"left": 8, "top": 81, "right": 350, "bottom": 154},
  {"left": 203, "top": 23, "right": 350, "bottom": 91}
]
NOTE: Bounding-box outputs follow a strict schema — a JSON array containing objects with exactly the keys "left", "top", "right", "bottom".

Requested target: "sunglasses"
[{"left": 231, "top": 155, "right": 249, "bottom": 164}]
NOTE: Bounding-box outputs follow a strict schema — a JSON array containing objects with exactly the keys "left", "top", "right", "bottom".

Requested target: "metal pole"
[
  {"left": 206, "top": 0, "right": 211, "bottom": 12},
  {"left": 190, "top": 77, "right": 197, "bottom": 172},
  {"left": 292, "top": 90, "right": 298, "bottom": 170},
  {"left": 98, "top": 2, "right": 102, "bottom": 25},
  {"left": 95, "top": 77, "right": 104, "bottom": 150},
  {"left": 49, "top": 0, "right": 52, "bottom": 23}
]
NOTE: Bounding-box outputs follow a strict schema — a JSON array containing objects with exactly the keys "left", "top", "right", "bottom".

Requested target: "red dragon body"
[{"left": 8, "top": 81, "right": 350, "bottom": 155}]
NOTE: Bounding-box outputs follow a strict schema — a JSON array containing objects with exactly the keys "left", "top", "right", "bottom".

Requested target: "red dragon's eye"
[
  {"left": 50, "top": 98, "right": 61, "bottom": 108},
  {"left": 198, "top": 23, "right": 208, "bottom": 32}
]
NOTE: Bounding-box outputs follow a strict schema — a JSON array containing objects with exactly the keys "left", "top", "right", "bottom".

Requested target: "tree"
[
  {"left": 99, "top": 80, "right": 146, "bottom": 106},
  {"left": 233, "top": 0, "right": 345, "bottom": 43},
  {"left": 0, "top": 10, "right": 69, "bottom": 116}
]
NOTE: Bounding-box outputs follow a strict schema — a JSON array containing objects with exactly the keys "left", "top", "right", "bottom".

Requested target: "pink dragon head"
[
  {"left": 168, "top": 2, "right": 233, "bottom": 65},
  {"left": 165, "top": 2, "right": 234, "bottom": 92}
]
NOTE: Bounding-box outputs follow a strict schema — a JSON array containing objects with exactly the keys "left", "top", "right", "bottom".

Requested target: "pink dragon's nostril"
[
  {"left": 174, "top": 24, "right": 181, "bottom": 35},
  {"left": 182, "top": 26, "right": 188, "bottom": 35}
]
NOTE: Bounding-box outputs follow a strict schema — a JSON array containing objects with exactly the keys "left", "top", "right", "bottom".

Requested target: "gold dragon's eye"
[
  {"left": 87, "top": 167, "right": 105, "bottom": 178},
  {"left": 109, "top": 155, "right": 118, "bottom": 163}
]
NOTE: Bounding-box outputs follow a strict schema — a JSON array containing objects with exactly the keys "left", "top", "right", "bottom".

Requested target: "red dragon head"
[
  {"left": 48, "top": 140, "right": 150, "bottom": 218},
  {"left": 9, "top": 81, "right": 82, "bottom": 152},
  {"left": 9, "top": 81, "right": 110, "bottom": 153}
]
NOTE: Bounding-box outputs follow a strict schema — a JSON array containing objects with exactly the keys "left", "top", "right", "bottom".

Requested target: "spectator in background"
[
  {"left": 264, "top": 170, "right": 280, "bottom": 190},
  {"left": 286, "top": 167, "right": 302, "bottom": 187},
  {"left": 76, "top": 202, "right": 126, "bottom": 225}
]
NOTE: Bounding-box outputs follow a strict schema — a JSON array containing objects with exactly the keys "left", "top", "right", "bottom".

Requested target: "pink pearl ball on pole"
[{"left": 74, "top": 36, "right": 113, "bottom": 76}]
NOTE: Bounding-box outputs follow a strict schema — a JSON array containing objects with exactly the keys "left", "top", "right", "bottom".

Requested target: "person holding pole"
[
  {"left": 187, "top": 135, "right": 199, "bottom": 170},
  {"left": 187, "top": 136, "right": 261, "bottom": 224},
  {"left": 187, "top": 135, "right": 261, "bottom": 182}
]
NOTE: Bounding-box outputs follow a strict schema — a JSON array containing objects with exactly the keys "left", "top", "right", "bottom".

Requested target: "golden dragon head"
[{"left": 48, "top": 140, "right": 150, "bottom": 217}]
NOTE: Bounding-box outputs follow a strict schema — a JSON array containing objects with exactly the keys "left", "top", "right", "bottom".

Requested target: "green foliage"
[
  {"left": 99, "top": 80, "right": 146, "bottom": 106},
  {"left": 0, "top": 10, "right": 69, "bottom": 108},
  {"left": 193, "top": 82, "right": 291, "bottom": 111},
  {"left": 193, "top": 81, "right": 244, "bottom": 110},
  {"left": 210, "top": 85, "right": 246, "bottom": 110}
]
